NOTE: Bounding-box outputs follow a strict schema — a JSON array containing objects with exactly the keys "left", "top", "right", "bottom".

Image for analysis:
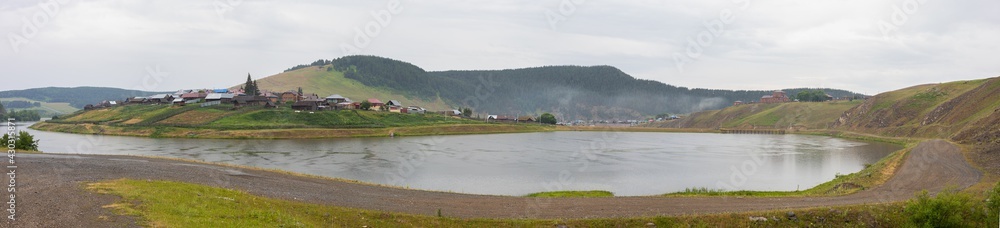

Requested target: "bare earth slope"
[{"left": 9, "top": 140, "right": 979, "bottom": 227}]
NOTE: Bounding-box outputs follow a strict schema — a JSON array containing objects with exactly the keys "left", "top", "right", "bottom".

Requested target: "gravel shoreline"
[{"left": 5, "top": 140, "right": 980, "bottom": 227}]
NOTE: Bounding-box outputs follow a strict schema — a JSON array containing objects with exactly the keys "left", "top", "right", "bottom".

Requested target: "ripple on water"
[{"left": 23, "top": 128, "right": 901, "bottom": 196}]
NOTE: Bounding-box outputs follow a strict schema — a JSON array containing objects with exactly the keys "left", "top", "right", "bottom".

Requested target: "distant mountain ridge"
[
  {"left": 310, "top": 55, "right": 862, "bottom": 120},
  {"left": 5, "top": 56, "right": 863, "bottom": 120},
  {"left": 0, "top": 87, "right": 165, "bottom": 109}
]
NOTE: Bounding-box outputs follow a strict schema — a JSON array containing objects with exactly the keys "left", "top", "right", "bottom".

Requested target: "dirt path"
[{"left": 5, "top": 140, "right": 981, "bottom": 227}]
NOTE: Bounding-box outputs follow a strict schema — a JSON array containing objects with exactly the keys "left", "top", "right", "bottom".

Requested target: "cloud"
[{"left": 0, "top": 0, "right": 997, "bottom": 95}]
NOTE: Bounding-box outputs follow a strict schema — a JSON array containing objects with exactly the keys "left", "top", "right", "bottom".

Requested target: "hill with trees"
[
  {"left": 269, "top": 55, "right": 862, "bottom": 120},
  {"left": 0, "top": 87, "right": 164, "bottom": 108}
]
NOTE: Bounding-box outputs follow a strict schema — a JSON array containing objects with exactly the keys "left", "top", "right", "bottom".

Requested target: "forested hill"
[
  {"left": 0, "top": 87, "right": 164, "bottom": 108},
  {"left": 313, "top": 56, "right": 862, "bottom": 120}
]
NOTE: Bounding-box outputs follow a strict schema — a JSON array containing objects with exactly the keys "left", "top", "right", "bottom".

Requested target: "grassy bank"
[
  {"left": 647, "top": 101, "right": 862, "bottom": 130},
  {"left": 665, "top": 141, "right": 914, "bottom": 197},
  {"left": 31, "top": 122, "right": 554, "bottom": 139},
  {"left": 84, "top": 179, "right": 901, "bottom": 227},
  {"left": 87, "top": 178, "right": 1000, "bottom": 227},
  {"left": 34, "top": 104, "right": 559, "bottom": 138}
]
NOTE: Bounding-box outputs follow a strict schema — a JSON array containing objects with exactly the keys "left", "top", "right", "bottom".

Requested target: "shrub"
[
  {"left": 539, "top": 113, "right": 557, "bottom": 124},
  {"left": 988, "top": 182, "right": 1000, "bottom": 227},
  {"left": 905, "top": 189, "right": 984, "bottom": 227},
  {"left": 1, "top": 131, "right": 39, "bottom": 151}
]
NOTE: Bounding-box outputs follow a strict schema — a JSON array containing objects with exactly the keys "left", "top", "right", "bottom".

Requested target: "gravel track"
[{"left": 4, "top": 139, "right": 980, "bottom": 227}]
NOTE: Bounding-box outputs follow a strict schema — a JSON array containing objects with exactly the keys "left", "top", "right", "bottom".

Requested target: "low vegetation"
[
  {"left": 667, "top": 142, "right": 912, "bottom": 197},
  {"left": 89, "top": 178, "right": 1000, "bottom": 227},
  {"left": 524, "top": 190, "right": 613, "bottom": 198},
  {"left": 33, "top": 103, "right": 557, "bottom": 138},
  {"left": 253, "top": 64, "right": 453, "bottom": 111},
  {"left": 652, "top": 101, "right": 862, "bottom": 130},
  {"left": 835, "top": 77, "right": 1000, "bottom": 139},
  {"left": 1, "top": 131, "right": 39, "bottom": 151}
]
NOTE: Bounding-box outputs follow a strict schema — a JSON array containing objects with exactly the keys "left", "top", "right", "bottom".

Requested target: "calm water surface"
[{"left": 19, "top": 122, "right": 900, "bottom": 196}]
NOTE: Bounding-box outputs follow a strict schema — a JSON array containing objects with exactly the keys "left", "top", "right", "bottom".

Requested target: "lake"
[{"left": 17, "top": 122, "right": 900, "bottom": 196}]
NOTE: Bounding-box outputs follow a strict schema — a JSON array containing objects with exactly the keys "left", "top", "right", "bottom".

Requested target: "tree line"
[
  {"left": 0, "top": 87, "right": 163, "bottom": 108},
  {"left": 1, "top": 101, "right": 41, "bottom": 109},
  {"left": 0, "top": 110, "right": 41, "bottom": 122}
]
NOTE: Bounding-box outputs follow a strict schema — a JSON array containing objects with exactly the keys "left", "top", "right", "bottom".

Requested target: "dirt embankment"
[
  {"left": 9, "top": 140, "right": 979, "bottom": 227},
  {"left": 834, "top": 77, "right": 1000, "bottom": 139}
]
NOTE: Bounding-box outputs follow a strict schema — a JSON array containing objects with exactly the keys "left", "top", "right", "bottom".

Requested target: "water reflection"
[{"left": 20, "top": 122, "right": 900, "bottom": 196}]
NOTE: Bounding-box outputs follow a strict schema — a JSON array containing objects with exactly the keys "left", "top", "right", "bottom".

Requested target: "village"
[
  {"left": 86, "top": 88, "right": 454, "bottom": 115},
  {"left": 80, "top": 74, "right": 556, "bottom": 124}
]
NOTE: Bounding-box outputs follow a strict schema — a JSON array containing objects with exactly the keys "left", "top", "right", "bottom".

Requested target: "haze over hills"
[
  {"left": 2, "top": 56, "right": 864, "bottom": 120},
  {"left": 0, "top": 87, "right": 165, "bottom": 109},
  {"left": 270, "top": 55, "right": 863, "bottom": 120},
  {"left": 656, "top": 76, "right": 1000, "bottom": 147}
]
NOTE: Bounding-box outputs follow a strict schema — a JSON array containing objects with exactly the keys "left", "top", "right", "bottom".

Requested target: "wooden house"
[
  {"left": 367, "top": 98, "right": 384, "bottom": 110},
  {"left": 180, "top": 92, "right": 207, "bottom": 102},
  {"left": 205, "top": 93, "right": 235, "bottom": 103},
  {"left": 233, "top": 96, "right": 274, "bottom": 108},
  {"left": 147, "top": 94, "right": 174, "bottom": 104},
  {"left": 325, "top": 94, "right": 348, "bottom": 104},
  {"left": 386, "top": 100, "right": 403, "bottom": 112},
  {"left": 126, "top": 97, "right": 148, "bottom": 105},
  {"left": 760, "top": 91, "right": 790, "bottom": 103},
  {"left": 291, "top": 101, "right": 320, "bottom": 111},
  {"left": 280, "top": 91, "right": 299, "bottom": 103}
]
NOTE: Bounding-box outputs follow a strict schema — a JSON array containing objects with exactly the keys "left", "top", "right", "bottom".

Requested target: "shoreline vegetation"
[
  {"left": 29, "top": 76, "right": 1000, "bottom": 226},
  {"left": 30, "top": 121, "right": 555, "bottom": 139},
  {"left": 83, "top": 179, "right": 914, "bottom": 227},
  {"left": 30, "top": 103, "right": 923, "bottom": 198},
  {"left": 87, "top": 177, "right": 999, "bottom": 227},
  {"left": 27, "top": 101, "right": 937, "bottom": 199},
  {"left": 663, "top": 142, "right": 913, "bottom": 197},
  {"left": 30, "top": 103, "right": 560, "bottom": 139}
]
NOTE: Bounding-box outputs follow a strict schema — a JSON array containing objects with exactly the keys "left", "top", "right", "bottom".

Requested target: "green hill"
[
  {"left": 0, "top": 87, "right": 165, "bottom": 109},
  {"left": 0, "top": 97, "right": 79, "bottom": 116},
  {"left": 263, "top": 55, "right": 862, "bottom": 120},
  {"left": 35, "top": 103, "right": 551, "bottom": 139},
  {"left": 833, "top": 77, "right": 1000, "bottom": 141},
  {"left": 244, "top": 65, "right": 453, "bottom": 111},
  {"left": 656, "top": 76, "right": 1000, "bottom": 145},
  {"left": 649, "top": 101, "right": 862, "bottom": 130}
]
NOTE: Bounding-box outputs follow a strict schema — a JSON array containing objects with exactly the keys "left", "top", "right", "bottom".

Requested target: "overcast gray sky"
[{"left": 2, "top": 0, "right": 998, "bottom": 94}]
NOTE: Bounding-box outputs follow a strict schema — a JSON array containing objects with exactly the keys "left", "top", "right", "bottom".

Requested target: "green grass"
[
  {"left": 711, "top": 101, "right": 861, "bottom": 129},
  {"left": 49, "top": 103, "right": 483, "bottom": 131},
  {"left": 208, "top": 109, "right": 480, "bottom": 129},
  {"left": 524, "top": 190, "right": 614, "bottom": 198},
  {"left": 209, "top": 109, "right": 381, "bottom": 129},
  {"left": 87, "top": 178, "right": 920, "bottom": 227}
]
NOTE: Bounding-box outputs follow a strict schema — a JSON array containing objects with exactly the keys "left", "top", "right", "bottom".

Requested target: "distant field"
[{"left": 0, "top": 97, "right": 79, "bottom": 116}]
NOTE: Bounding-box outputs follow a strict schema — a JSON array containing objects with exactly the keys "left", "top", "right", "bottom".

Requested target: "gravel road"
[{"left": 3, "top": 139, "right": 980, "bottom": 227}]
